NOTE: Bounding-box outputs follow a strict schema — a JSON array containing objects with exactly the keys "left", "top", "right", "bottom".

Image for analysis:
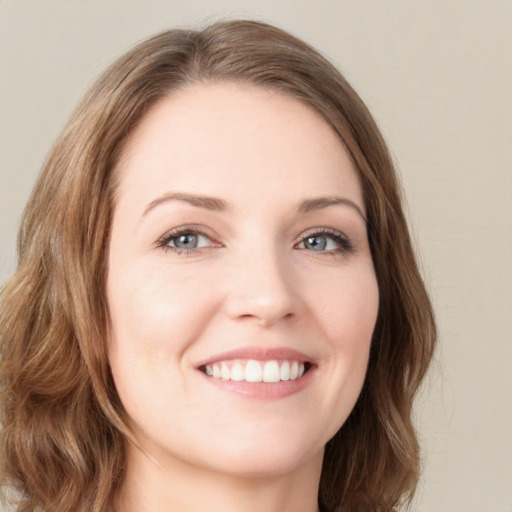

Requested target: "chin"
[
  {"left": 193, "top": 426, "right": 326, "bottom": 479},
  {"left": 210, "top": 450, "right": 322, "bottom": 479}
]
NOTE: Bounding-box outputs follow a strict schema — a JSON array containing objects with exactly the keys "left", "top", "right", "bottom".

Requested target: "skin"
[{"left": 107, "top": 82, "right": 379, "bottom": 512}]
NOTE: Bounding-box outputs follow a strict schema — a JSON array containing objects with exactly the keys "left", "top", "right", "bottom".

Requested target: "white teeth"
[
  {"left": 262, "top": 360, "right": 280, "bottom": 383},
  {"left": 245, "top": 360, "right": 263, "bottom": 382},
  {"left": 280, "top": 361, "right": 290, "bottom": 381},
  {"left": 204, "top": 359, "right": 309, "bottom": 383},
  {"left": 290, "top": 361, "right": 299, "bottom": 380},
  {"left": 221, "top": 362, "right": 230, "bottom": 380},
  {"left": 230, "top": 362, "right": 245, "bottom": 381}
]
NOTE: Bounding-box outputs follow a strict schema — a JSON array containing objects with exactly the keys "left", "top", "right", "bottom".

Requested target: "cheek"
[
  {"left": 312, "top": 264, "right": 379, "bottom": 347},
  {"left": 107, "top": 260, "right": 220, "bottom": 358},
  {"left": 106, "top": 262, "right": 221, "bottom": 419},
  {"left": 312, "top": 264, "right": 378, "bottom": 398}
]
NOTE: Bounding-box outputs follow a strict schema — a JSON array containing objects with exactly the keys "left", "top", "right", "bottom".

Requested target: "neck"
[{"left": 115, "top": 442, "right": 323, "bottom": 512}]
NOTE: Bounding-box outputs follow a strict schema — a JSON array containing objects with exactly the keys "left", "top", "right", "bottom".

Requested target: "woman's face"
[{"left": 107, "top": 82, "right": 379, "bottom": 479}]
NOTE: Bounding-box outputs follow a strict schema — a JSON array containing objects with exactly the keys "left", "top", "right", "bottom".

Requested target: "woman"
[{"left": 0, "top": 20, "right": 436, "bottom": 512}]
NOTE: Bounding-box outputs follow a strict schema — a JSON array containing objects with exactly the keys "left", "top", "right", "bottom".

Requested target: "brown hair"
[{"left": 0, "top": 20, "right": 436, "bottom": 512}]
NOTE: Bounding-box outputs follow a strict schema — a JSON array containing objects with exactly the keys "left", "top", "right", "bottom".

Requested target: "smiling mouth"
[{"left": 200, "top": 359, "right": 312, "bottom": 383}]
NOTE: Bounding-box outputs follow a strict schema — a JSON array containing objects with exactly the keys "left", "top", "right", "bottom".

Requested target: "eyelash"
[
  {"left": 296, "top": 228, "right": 354, "bottom": 256},
  {"left": 156, "top": 226, "right": 217, "bottom": 256},
  {"left": 156, "top": 226, "right": 354, "bottom": 257}
]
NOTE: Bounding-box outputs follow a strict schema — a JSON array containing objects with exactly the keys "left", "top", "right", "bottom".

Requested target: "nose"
[{"left": 223, "top": 247, "right": 302, "bottom": 327}]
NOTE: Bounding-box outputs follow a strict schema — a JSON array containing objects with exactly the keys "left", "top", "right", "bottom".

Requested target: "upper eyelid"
[
  {"left": 295, "top": 227, "right": 349, "bottom": 242},
  {"left": 156, "top": 225, "right": 217, "bottom": 247},
  {"left": 299, "top": 227, "right": 344, "bottom": 236},
  {"left": 159, "top": 224, "right": 214, "bottom": 236}
]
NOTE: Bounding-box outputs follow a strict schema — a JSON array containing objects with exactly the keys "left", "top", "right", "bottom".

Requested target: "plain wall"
[{"left": 1, "top": 1, "right": 511, "bottom": 511}]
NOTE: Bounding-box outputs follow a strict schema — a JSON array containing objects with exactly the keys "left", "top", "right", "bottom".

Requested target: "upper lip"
[{"left": 195, "top": 346, "right": 316, "bottom": 368}]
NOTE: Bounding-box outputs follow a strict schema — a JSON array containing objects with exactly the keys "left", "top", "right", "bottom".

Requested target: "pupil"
[
  {"left": 306, "top": 236, "right": 326, "bottom": 251},
  {"left": 175, "top": 234, "right": 197, "bottom": 248}
]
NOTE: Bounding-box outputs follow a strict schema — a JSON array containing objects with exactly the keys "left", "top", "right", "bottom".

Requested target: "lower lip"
[{"left": 198, "top": 367, "right": 315, "bottom": 400}]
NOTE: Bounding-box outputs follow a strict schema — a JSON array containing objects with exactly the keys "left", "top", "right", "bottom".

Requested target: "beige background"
[{"left": 1, "top": 1, "right": 511, "bottom": 511}]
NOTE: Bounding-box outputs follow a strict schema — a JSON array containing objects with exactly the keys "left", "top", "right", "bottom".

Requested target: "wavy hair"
[{"left": 0, "top": 20, "right": 436, "bottom": 512}]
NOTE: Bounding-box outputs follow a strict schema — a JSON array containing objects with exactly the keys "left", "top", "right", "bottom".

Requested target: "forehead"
[{"left": 115, "top": 81, "right": 363, "bottom": 211}]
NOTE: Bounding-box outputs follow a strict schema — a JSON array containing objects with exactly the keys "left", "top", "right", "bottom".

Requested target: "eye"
[
  {"left": 170, "top": 233, "right": 209, "bottom": 250},
  {"left": 157, "top": 227, "right": 216, "bottom": 254},
  {"left": 300, "top": 235, "right": 335, "bottom": 251},
  {"left": 296, "top": 229, "right": 353, "bottom": 254}
]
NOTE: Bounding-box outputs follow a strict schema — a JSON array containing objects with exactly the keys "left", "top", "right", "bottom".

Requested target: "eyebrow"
[
  {"left": 143, "top": 192, "right": 229, "bottom": 216},
  {"left": 142, "top": 192, "right": 366, "bottom": 221},
  {"left": 298, "top": 197, "right": 367, "bottom": 222}
]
